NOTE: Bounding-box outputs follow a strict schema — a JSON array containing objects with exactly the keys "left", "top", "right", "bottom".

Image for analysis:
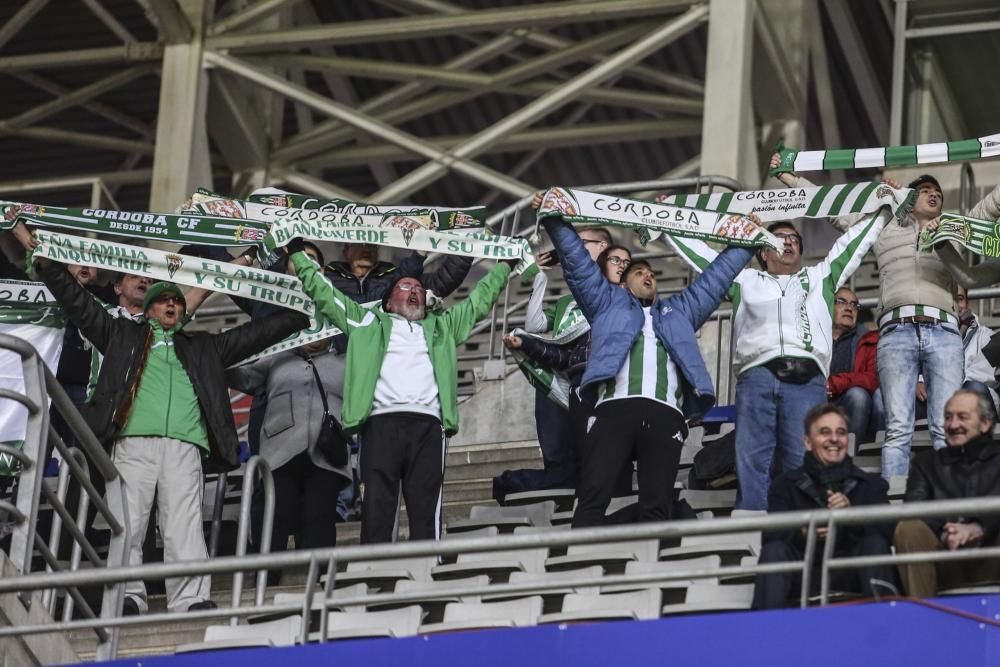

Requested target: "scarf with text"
[
  {"left": 919, "top": 212, "right": 1000, "bottom": 258},
  {"left": 536, "top": 187, "right": 783, "bottom": 250}
]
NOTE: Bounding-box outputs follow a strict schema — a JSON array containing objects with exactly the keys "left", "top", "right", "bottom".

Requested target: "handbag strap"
[{"left": 306, "top": 357, "right": 330, "bottom": 416}]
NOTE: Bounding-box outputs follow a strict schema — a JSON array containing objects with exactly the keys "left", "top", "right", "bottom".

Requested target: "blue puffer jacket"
[{"left": 544, "top": 218, "right": 752, "bottom": 420}]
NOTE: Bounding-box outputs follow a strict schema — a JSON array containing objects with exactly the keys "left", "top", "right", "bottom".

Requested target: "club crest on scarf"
[
  {"left": 540, "top": 188, "right": 579, "bottom": 216},
  {"left": 165, "top": 254, "right": 183, "bottom": 279}
]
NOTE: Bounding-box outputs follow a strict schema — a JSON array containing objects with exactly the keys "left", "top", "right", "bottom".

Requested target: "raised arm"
[
  {"left": 422, "top": 253, "right": 474, "bottom": 298},
  {"left": 440, "top": 262, "right": 512, "bottom": 344},
  {"left": 213, "top": 307, "right": 309, "bottom": 368},
  {"left": 524, "top": 270, "right": 552, "bottom": 334},
  {"left": 541, "top": 217, "right": 611, "bottom": 319},
  {"left": 669, "top": 246, "right": 752, "bottom": 329},
  {"left": 290, "top": 247, "right": 379, "bottom": 335},
  {"left": 818, "top": 209, "right": 889, "bottom": 289},
  {"left": 661, "top": 234, "right": 719, "bottom": 275},
  {"left": 36, "top": 259, "right": 120, "bottom": 353}
]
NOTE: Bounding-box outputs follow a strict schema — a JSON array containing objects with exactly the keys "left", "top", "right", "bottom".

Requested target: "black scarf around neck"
[{"left": 803, "top": 451, "right": 854, "bottom": 493}]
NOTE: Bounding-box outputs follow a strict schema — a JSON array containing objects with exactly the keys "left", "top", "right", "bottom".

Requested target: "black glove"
[
  {"left": 285, "top": 237, "right": 306, "bottom": 256},
  {"left": 501, "top": 257, "right": 520, "bottom": 269}
]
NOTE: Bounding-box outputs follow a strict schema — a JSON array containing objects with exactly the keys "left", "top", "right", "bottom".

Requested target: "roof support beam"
[
  {"left": 0, "top": 0, "right": 49, "bottom": 50},
  {"left": 824, "top": 0, "right": 890, "bottom": 142},
  {"left": 381, "top": 0, "right": 704, "bottom": 97},
  {"left": 369, "top": 5, "right": 709, "bottom": 203},
  {"left": 300, "top": 119, "right": 703, "bottom": 169},
  {"left": 269, "top": 168, "right": 365, "bottom": 202},
  {"left": 207, "top": 0, "right": 694, "bottom": 52},
  {"left": 143, "top": 0, "right": 193, "bottom": 43},
  {"left": 256, "top": 53, "right": 704, "bottom": 116},
  {"left": 205, "top": 51, "right": 534, "bottom": 199},
  {"left": 81, "top": 0, "right": 138, "bottom": 43},
  {"left": 9, "top": 127, "right": 154, "bottom": 154},
  {"left": 0, "top": 66, "right": 155, "bottom": 132},
  {"left": 9, "top": 71, "right": 154, "bottom": 138},
  {"left": 149, "top": 0, "right": 211, "bottom": 210},
  {"left": 0, "top": 169, "right": 154, "bottom": 195},
  {"left": 700, "top": 0, "right": 758, "bottom": 186},
  {"left": 0, "top": 43, "right": 163, "bottom": 72},
  {"left": 209, "top": 0, "right": 306, "bottom": 36}
]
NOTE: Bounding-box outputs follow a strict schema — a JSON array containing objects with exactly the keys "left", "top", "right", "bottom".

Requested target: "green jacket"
[
  {"left": 292, "top": 253, "right": 512, "bottom": 435},
  {"left": 118, "top": 320, "right": 209, "bottom": 451}
]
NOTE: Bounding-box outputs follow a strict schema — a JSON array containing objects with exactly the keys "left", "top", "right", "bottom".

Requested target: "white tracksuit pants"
[{"left": 105, "top": 436, "right": 211, "bottom": 612}]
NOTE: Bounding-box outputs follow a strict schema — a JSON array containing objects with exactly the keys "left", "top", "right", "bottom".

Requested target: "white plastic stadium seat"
[
  {"left": 660, "top": 583, "right": 754, "bottom": 615},
  {"left": 310, "top": 605, "right": 423, "bottom": 641},
  {"left": 432, "top": 547, "right": 549, "bottom": 582},
  {"left": 537, "top": 588, "right": 662, "bottom": 624},
  {"left": 326, "top": 556, "right": 438, "bottom": 590},
  {"left": 482, "top": 565, "right": 605, "bottom": 607},
  {"left": 601, "top": 556, "right": 722, "bottom": 597},
  {"left": 419, "top": 596, "right": 544, "bottom": 633},
  {"left": 545, "top": 539, "right": 658, "bottom": 573},
  {"left": 679, "top": 489, "right": 737, "bottom": 515},
  {"left": 175, "top": 615, "right": 301, "bottom": 653},
  {"left": 503, "top": 488, "right": 576, "bottom": 512}
]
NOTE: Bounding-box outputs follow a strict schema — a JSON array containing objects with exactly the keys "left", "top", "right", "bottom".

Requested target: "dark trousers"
[
  {"left": 752, "top": 533, "right": 895, "bottom": 609},
  {"left": 251, "top": 450, "right": 345, "bottom": 552},
  {"left": 360, "top": 413, "right": 446, "bottom": 544},
  {"left": 572, "top": 398, "right": 686, "bottom": 528},
  {"left": 535, "top": 389, "right": 575, "bottom": 488}
]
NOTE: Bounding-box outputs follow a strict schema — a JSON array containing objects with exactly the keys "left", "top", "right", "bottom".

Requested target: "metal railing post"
[
  {"left": 208, "top": 471, "right": 228, "bottom": 558},
  {"left": 231, "top": 456, "right": 275, "bottom": 623},
  {"left": 819, "top": 517, "right": 839, "bottom": 605}
]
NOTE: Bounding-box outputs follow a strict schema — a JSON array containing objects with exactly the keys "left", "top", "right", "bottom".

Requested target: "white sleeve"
[{"left": 523, "top": 270, "right": 550, "bottom": 334}]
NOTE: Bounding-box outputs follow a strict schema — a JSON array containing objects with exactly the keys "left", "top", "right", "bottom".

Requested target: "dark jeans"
[
  {"left": 535, "top": 389, "right": 576, "bottom": 488},
  {"left": 752, "top": 533, "right": 896, "bottom": 609},
  {"left": 834, "top": 387, "right": 886, "bottom": 445}
]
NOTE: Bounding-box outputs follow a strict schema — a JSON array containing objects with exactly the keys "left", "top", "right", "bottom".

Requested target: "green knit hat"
[{"left": 142, "top": 282, "right": 186, "bottom": 313}]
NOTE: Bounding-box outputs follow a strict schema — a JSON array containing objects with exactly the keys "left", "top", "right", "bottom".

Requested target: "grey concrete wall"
[{"left": 451, "top": 370, "right": 539, "bottom": 448}]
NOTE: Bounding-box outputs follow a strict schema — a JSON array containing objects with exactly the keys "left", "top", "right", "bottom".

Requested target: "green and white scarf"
[
  {"left": 664, "top": 181, "right": 914, "bottom": 223},
  {"left": 919, "top": 212, "right": 1000, "bottom": 258},
  {"left": 509, "top": 302, "right": 590, "bottom": 410},
  {"left": 0, "top": 280, "right": 65, "bottom": 476},
  {"left": 2, "top": 201, "right": 268, "bottom": 246},
  {"left": 536, "top": 187, "right": 783, "bottom": 250},
  {"left": 263, "top": 216, "right": 534, "bottom": 271},
  {"left": 770, "top": 133, "right": 1000, "bottom": 176},
  {"left": 237, "top": 188, "right": 488, "bottom": 229},
  {"left": 30, "top": 229, "right": 315, "bottom": 315}
]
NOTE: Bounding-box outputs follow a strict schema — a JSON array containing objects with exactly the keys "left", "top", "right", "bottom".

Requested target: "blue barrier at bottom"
[{"left": 91, "top": 594, "right": 1000, "bottom": 667}]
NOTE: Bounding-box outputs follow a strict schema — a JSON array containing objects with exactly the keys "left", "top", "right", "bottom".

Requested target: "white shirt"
[{"left": 371, "top": 314, "right": 441, "bottom": 419}]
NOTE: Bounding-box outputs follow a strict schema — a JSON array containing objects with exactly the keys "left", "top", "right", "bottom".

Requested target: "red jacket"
[{"left": 827, "top": 330, "right": 879, "bottom": 396}]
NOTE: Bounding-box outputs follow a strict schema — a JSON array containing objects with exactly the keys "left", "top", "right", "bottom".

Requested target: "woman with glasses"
[{"left": 503, "top": 245, "right": 633, "bottom": 493}]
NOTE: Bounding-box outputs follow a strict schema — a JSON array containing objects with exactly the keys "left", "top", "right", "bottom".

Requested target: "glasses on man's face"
[
  {"left": 774, "top": 232, "right": 802, "bottom": 245},
  {"left": 606, "top": 256, "right": 631, "bottom": 267},
  {"left": 581, "top": 239, "right": 605, "bottom": 246},
  {"left": 396, "top": 283, "right": 425, "bottom": 295},
  {"left": 835, "top": 297, "right": 859, "bottom": 311}
]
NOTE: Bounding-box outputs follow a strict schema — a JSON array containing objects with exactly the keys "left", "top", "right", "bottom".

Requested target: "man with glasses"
[
  {"left": 287, "top": 239, "right": 516, "bottom": 543},
  {"left": 668, "top": 214, "right": 890, "bottom": 510},
  {"left": 826, "top": 287, "right": 883, "bottom": 444}
]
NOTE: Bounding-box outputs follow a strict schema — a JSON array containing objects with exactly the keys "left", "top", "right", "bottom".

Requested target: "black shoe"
[
  {"left": 188, "top": 600, "right": 218, "bottom": 612},
  {"left": 122, "top": 598, "right": 142, "bottom": 616}
]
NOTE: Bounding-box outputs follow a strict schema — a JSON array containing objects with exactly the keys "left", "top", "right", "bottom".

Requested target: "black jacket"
[
  {"left": 519, "top": 332, "right": 591, "bottom": 388},
  {"left": 764, "top": 463, "right": 892, "bottom": 552},
  {"left": 905, "top": 434, "right": 1000, "bottom": 542},
  {"left": 38, "top": 260, "right": 309, "bottom": 470},
  {"left": 324, "top": 252, "right": 473, "bottom": 303}
]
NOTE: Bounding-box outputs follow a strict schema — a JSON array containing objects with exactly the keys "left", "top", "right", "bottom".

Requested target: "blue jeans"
[
  {"left": 877, "top": 322, "right": 963, "bottom": 478},
  {"left": 735, "top": 366, "right": 827, "bottom": 510},
  {"left": 534, "top": 389, "right": 576, "bottom": 488},
  {"left": 834, "top": 387, "right": 878, "bottom": 444}
]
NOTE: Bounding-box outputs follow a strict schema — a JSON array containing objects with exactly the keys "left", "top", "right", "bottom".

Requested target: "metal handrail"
[
  {"left": 231, "top": 455, "right": 276, "bottom": 621},
  {"left": 0, "top": 333, "right": 131, "bottom": 660},
  {"left": 0, "top": 496, "right": 999, "bottom": 644}
]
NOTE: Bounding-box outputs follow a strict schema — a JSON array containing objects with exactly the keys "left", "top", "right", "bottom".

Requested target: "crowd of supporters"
[{"left": 3, "top": 148, "right": 1000, "bottom": 614}]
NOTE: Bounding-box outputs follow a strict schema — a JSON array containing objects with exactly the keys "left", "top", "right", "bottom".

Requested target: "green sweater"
[
  {"left": 118, "top": 320, "right": 209, "bottom": 451},
  {"left": 292, "top": 253, "right": 511, "bottom": 435}
]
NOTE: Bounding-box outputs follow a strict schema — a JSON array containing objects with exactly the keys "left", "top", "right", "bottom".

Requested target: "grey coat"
[{"left": 227, "top": 348, "right": 351, "bottom": 480}]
